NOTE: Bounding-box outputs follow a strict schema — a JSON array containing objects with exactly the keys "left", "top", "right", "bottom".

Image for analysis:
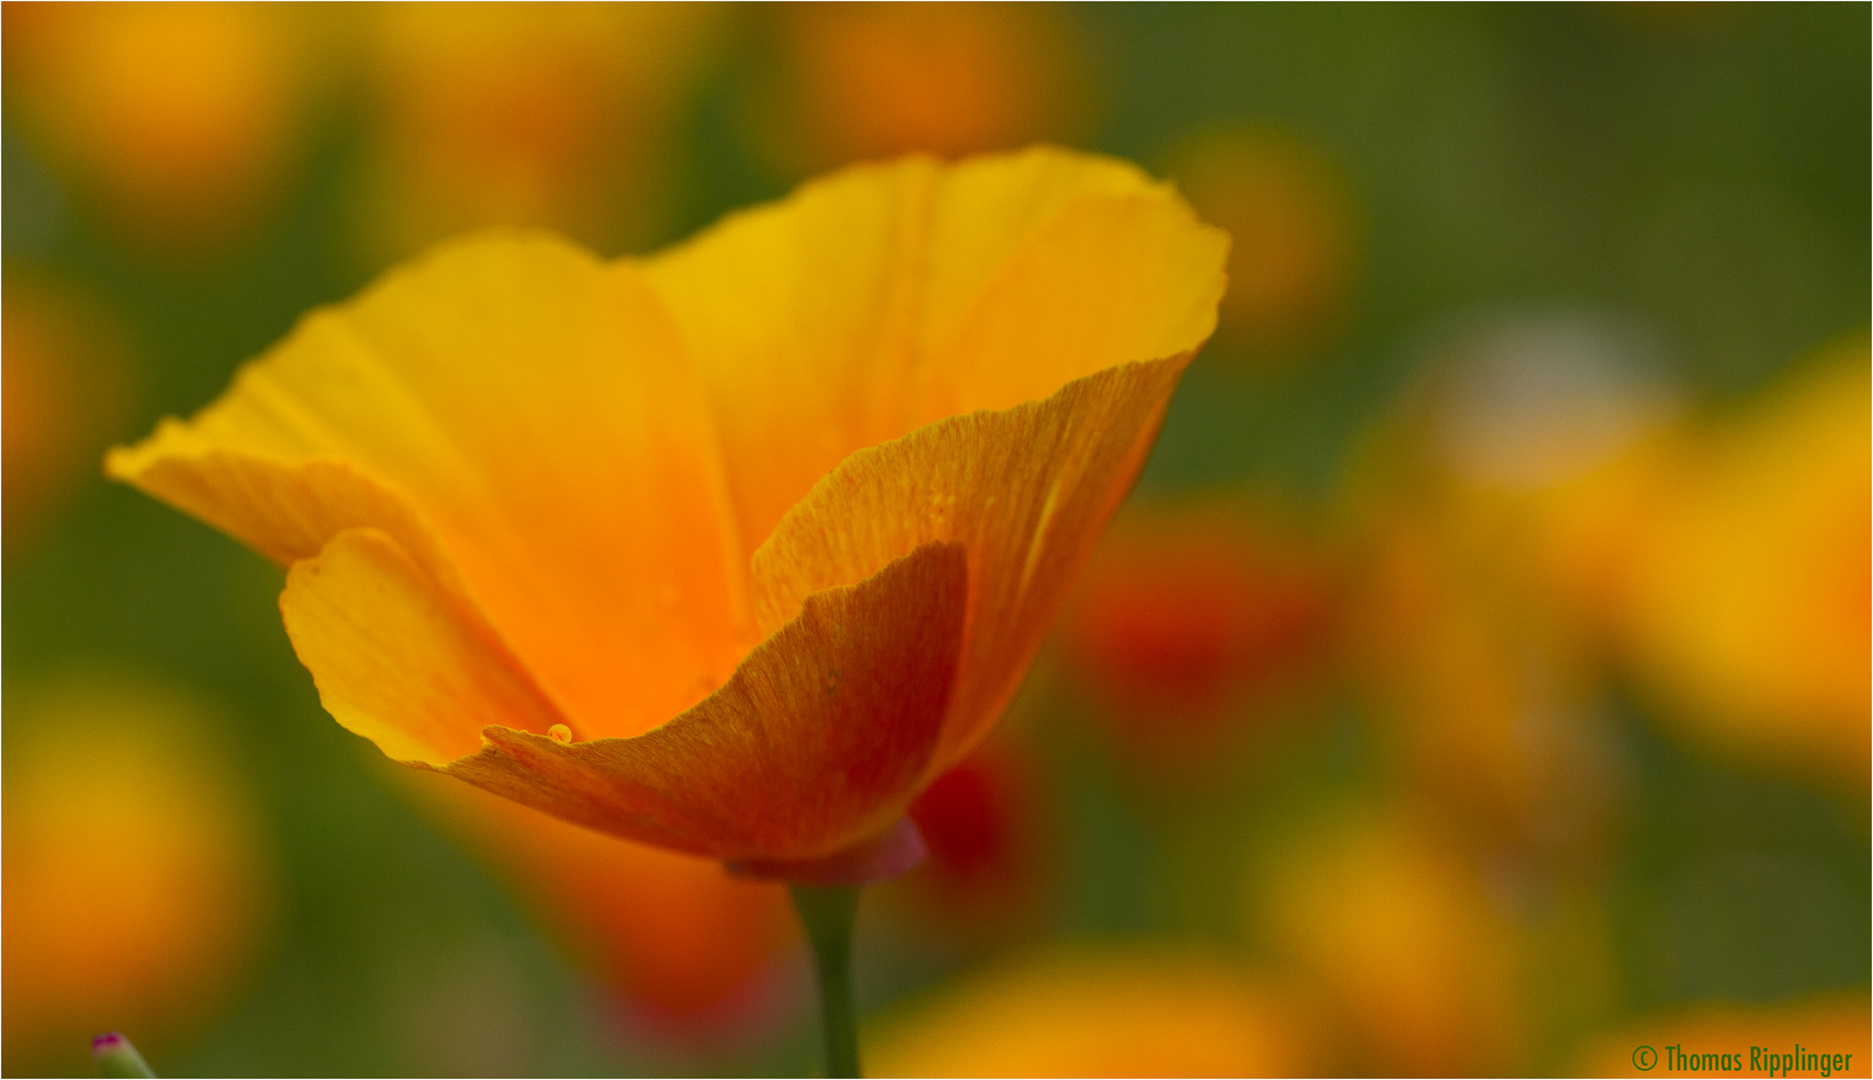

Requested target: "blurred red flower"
[{"left": 1061, "top": 501, "right": 1337, "bottom": 767}]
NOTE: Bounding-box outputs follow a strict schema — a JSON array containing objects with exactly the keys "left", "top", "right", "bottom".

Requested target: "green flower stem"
[{"left": 790, "top": 884, "right": 863, "bottom": 1078}]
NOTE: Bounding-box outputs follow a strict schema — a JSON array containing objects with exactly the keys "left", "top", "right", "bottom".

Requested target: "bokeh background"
[{"left": 3, "top": 3, "right": 1867, "bottom": 1076}]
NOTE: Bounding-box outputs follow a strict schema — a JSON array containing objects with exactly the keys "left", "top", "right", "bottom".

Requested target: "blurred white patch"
[{"left": 1432, "top": 314, "right": 1680, "bottom": 489}]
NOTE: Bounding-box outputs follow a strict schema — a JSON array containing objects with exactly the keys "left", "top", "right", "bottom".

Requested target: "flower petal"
[
  {"left": 753, "top": 354, "right": 1193, "bottom": 774},
  {"left": 640, "top": 146, "right": 1226, "bottom": 558},
  {"left": 108, "top": 232, "right": 751, "bottom": 738},
  {"left": 934, "top": 181, "right": 1226, "bottom": 414},
  {"left": 441, "top": 540, "right": 970, "bottom": 862},
  {"left": 107, "top": 449, "right": 464, "bottom": 588},
  {"left": 280, "top": 527, "right": 567, "bottom": 765}
]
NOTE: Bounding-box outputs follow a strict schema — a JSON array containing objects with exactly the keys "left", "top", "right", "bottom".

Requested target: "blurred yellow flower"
[
  {"left": 3, "top": 674, "right": 271, "bottom": 1076},
  {"left": 2, "top": 2, "right": 320, "bottom": 256},
  {"left": 1255, "top": 809, "right": 1528, "bottom": 1075},
  {"left": 1620, "top": 336, "right": 1870, "bottom": 793},
  {"left": 865, "top": 946, "right": 1316, "bottom": 1077},
  {"left": 109, "top": 147, "right": 1227, "bottom": 881},
  {"left": 349, "top": 2, "right": 721, "bottom": 267}
]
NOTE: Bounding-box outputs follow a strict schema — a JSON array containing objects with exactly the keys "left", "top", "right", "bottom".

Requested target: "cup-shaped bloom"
[{"left": 108, "top": 147, "right": 1227, "bottom": 879}]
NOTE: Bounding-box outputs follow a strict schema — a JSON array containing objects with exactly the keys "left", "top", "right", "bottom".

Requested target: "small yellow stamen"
[{"left": 547, "top": 723, "right": 573, "bottom": 744}]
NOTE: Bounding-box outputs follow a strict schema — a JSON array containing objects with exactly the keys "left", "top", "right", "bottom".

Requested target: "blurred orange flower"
[
  {"left": 3, "top": 674, "right": 272, "bottom": 1076},
  {"left": 1619, "top": 336, "right": 1870, "bottom": 793},
  {"left": 1165, "top": 128, "right": 1361, "bottom": 361},
  {"left": 2, "top": 2, "right": 321, "bottom": 256},
  {"left": 757, "top": 3, "right": 1093, "bottom": 175},
  {"left": 865, "top": 946, "right": 1316, "bottom": 1077},
  {"left": 1062, "top": 499, "right": 1337, "bottom": 764},
  {"left": 2, "top": 270, "right": 134, "bottom": 557},
  {"left": 109, "top": 147, "right": 1227, "bottom": 881},
  {"left": 350, "top": 2, "right": 721, "bottom": 267}
]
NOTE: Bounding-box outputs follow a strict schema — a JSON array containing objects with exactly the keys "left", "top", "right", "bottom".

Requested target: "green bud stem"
[
  {"left": 789, "top": 884, "right": 863, "bottom": 1078},
  {"left": 92, "top": 1033, "right": 155, "bottom": 1078}
]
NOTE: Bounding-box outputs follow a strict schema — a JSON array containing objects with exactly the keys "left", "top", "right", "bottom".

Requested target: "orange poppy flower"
[{"left": 108, "top": 146, "right": 1228, "bottom": 882}]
